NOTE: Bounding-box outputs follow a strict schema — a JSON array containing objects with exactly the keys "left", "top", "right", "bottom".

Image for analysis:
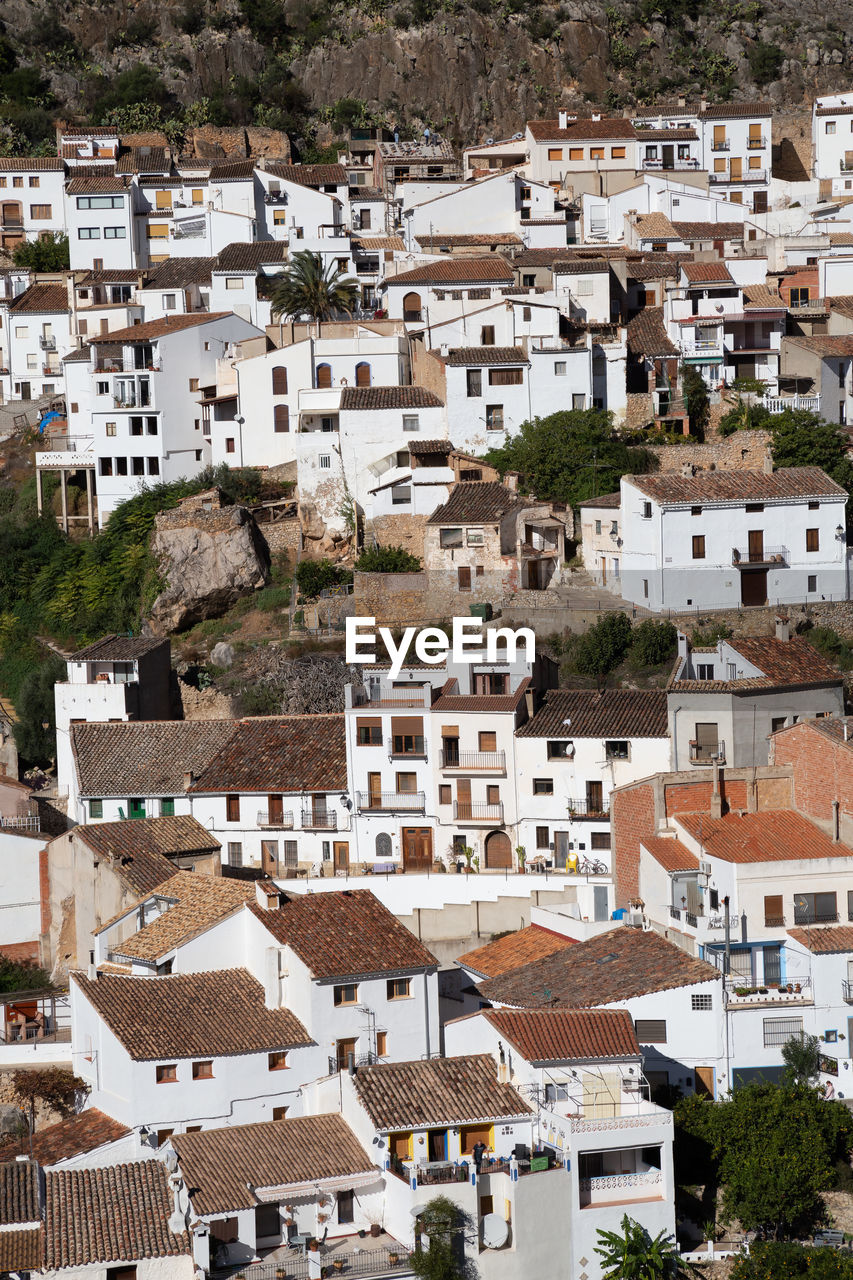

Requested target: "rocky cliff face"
[{"left": 2, "top": 0, "right": 853, "bottom": 146}]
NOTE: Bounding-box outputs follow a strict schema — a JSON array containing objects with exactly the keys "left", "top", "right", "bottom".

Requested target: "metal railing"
[
  {"left": 711, "top": 140, "right": 730, "bottom": 151},
  {"left": 453, "top": 801, "right": 504, "bottom": 823},
  {"left": 386, "top": 737, "right": 426, "bottom": 759},
  {"left": 764, "top": 915, "right": 785, "bottom": 927},
  {"left": 567, "top": 797, "right": 610, "bottom": 818},
  {"left": 213, "top": 1247, "right": 412, "bottom": 1280},
  {"left": 0, "top": 814, "right": 40, "bottom": 831},
  {"left": 843, "top": 980, "right": 853, "bottom": 1003},
  {"left": 747, "top": 136, "right": 767, "bottom": 148},
  {"left": 732, "top": 546, "right": 788, "bottom": 566},
  {"left": 439, "top": 749, "right": 506, "bottom": 771},
  {"left": 794, "top": 910, "right": 839, "bottom": 925},
  {"left": 95, "top": 358, "right": 161, "bottom": 373},
  {"left": 710, "top": 169, "right": 766, "bottom": 184},
  {"left": 358, "top": 791, "right": 426, "bottom": 812},
  {"left": 641, "top": 159, "right": 700, "bottom": 171},
  {"left": 257, "top": 810, "right": 295, "bottom": 828},
  {"left": 689, "top": 739, "right": 726, "bottom": 763},
  {"left": 301, "top": 809, "right": 338, "bottom": 830},
  {"left": 352, "top": 691, "right": 427, "bottom": 708},
  {"left": 39, "top": 336, "right": 56, "bottom": 351},
  {"left": 403, "top": 310, "right": 422, "bottom": 322}
]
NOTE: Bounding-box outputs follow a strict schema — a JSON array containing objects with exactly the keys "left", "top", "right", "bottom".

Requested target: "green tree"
[
  {"left": 629, "top": 619, "right": 677, "bottom": 668},
  {"left": 680, "top": 364, "right": 709, "bottom": 439},
  {"left": 269, "top": 250, "right": 359, "bottom": 321},
  {"left": 410, "top": 1196, "right": 469, "bottom": 1280},
  {"left": 294, "top": 558, "right": 351, "bottom": 599},
  {"left": 569, "top": 612, "right": 633, "bottom": 683},
  {"left": 0, "top": 956, "right": 49, "bottom": 994},
  {"left": 355, "top": 545, "right": 422, "bottom": 573},
  {"left": 768, "top": 411, "right": 853, "bottom": 493},
  {"left": 781, "top": 1032, "right": 821, "bottom": 1086},
  {"left": 731, "top": 1241, "right": 853, "bottom": 1279},
  {"left": 10, "top": 1068, "right": 90, "bottom": 1133},
  {"left": 13, "top": 233, "right": 69, "bottom": 272},
  {"left": 91, "top": 66, "right": 173, "bottom": 119},
  {"left": 748, "top": 41, "right": 785, "bottom": 85},
  {"left": 595, "top": 1214, "right": 703, "bottom": 1279},
  {"left": 482, "top": 409, "right": 655, "bottom": 505},
  {"left": 13, "top": 654, "right": 65, "bottom": 766}
]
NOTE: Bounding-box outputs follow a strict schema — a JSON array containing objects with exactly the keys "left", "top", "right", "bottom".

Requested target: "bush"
[
  {"left": 13, "top": 655, "right": 65, "bottom": 767},
  {"left": 355, "top": 545, "right": 422, "bottom": 573},
  {"left": 294, "top": 559, "right": 351, "bottom": 599},
  {"left": 569, "top": 612, "right": 633, "bottom": 681},
  {"left": 690, "top": 621, "right": 732, "bottom": 647},
  {"left": 629, "top": 619, "right": 677, "bottom": 668},
  {"left": 0, "top": 956, "right": 49, "bottom": 993},
  {"left": 732, "top": 1242, "right": 853, "bottom": 1278},
  {"left": 748, "top": 41, "right": 785, "bottom": 85},
  {"left": 13, "top": 233, "right": 69, "bottom": 272}
]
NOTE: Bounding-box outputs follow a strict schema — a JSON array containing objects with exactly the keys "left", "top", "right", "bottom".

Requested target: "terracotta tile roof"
[
  {"left": 99, "top": 871, "right": 255, "bottom": 963},
  {"left": 698, "top": 101, "right": 771, "bottom": 118},
  {"left": 528, "top": 117, "right": 636, "bottom": 142},
  {"left": 431, "top": 676, "right": 531, "bottom": 714},
  {"left": 641, "top": 837, "right": 699, "bottom": 873},
  {"left": 408, "top": 438, "right": 452, "bottom": 455},
  {"left": 816, "top": 106, "right": 853, "bottom": 117},
  {"left": 349, "top": 185, "right": 385, "bottom": 201},
  {"left": 786, "top": 335, "right": 853, "bottom": 357},
  {"left": 553, "top": 258, "right": 611, "bottom": 274},
  {"left": 72, "top": 632, "right": 166, "bottom": 660},
  {"left": 207, "top": 159, "right": 256, "bottom": 181},
  {"left": 682, "top": 260, "right": 734, "bottom": 283},
  {"left": 71, "top": 719, "right": 234, "bottom": 796},
  {"left": 628, "top": 259, "right": 688, "bottom": 282},
  {"left": 73, "top": 968, "right": 311, "bottom": 1059},
  {"left": 353, "top": 1054, "right": 531, "bottom": 1130},
  {"left": 8, "top": 283, "right": 69, "bottom": 314},
  {"left": 77, "top": 814, "right": 220, "bottom": 864},
  {"left": 675, "top": 809, "right": 853, "bottom": 864},
  {"left": 90, "top": 312, "right": 231, "bottom": 342},
  {"left": 458, "top": 925, "right": 576, "bottom": 978},
  {"left": 445, "top": 346, "right": 528, "bottom": 366},
  {"left": 173, "top": 1116, "right": 374, "bottom": 1215},
  {"left": 798, "top": 715, "right": 853, "bottom": 752},
  {"left": 44, "top": 1162, "right": 190, "bottom": 1268},
  {"left": 478, "top": 927, "right": 720, "bottom": 1007},
  {"left": 626, "top": 306, "right": 678, "bottom": 357},
  {"left": 65, "top": 162, "right": 118, "bottom": 177},
  {"left": 386, "top": 257, "right": 514, "bottom": 286},
  {"left": 742, "top": 284, "right": 785, "bottom": 309},
  {"left": 215, "top": 241, "right": 289, "bottom": 271},
  {"left": 66, "top": 176, "right": 130, "bottom": 194},
  {"left": 517, "top": 688, "right": 667, "bottom": 739},
  {"left": 115, "top": 146, "right": 169, "bottom": 175},
  {"left": 120, "top": 132, "right": 170, "bottom": 148},
  {"left": 0, "top": 1160, "right": 39, "bottom": 1223},
  {"left": 427, "top": 480, "right": 522, "bottom": 524},
  {"left": 417, "top": 233, "right": 523, "bottom": 247},
  {"left": 727, "top": 635, "right": 842, "bottom": 688},
  {"left": 189, "top": 714, "right": 347, "bottom": 793},
  {"left": 353, "top": 236, "right": 405, "bottom": 250},
  {"left": 0, "top": 1226, "right": 42, "bottom": 1269},
  {"left": 144, "top": 257, "right": 215, "bottom": 288},
  {"left": 69, "top": 820, "right": 196, "bottom": 898},
  {"left": 578, "top": 491, "right": 620, "bottom": 508},
  {"left": 61, "top": 126, "right": 118, "bottom": 137},
  {"left": 340, "top": 385, "right": 443, "bottom": 411},
  {"left": 0, "top": 1111, "right": 130, "bottom": 1168},
  {"left": 787, "top": 925, "right": 853, "bottom": 953},
  {"left": 635, "top": 127, "right": 698, "bottom": 141},
  {"left": 0, "top": 157, "right": 64, "bottom": 171},
  {"left": 484, "top": 1007, "right": 640, "bottom": 1062},
  {"left": 625, "top": 466, "right": 847, "bottom": 503},
  {"left": 251, "top": 889, "right": 438, "bottom": 980},
  {"left": 634, "top": 212, "right": 679, "bottom": 240},
  {"left": 672, "top": 221, "right": 746, "bottom": 239},
  {"left": 267, "top": 163, "right": 347, "bottom": 186},
  {"left": 77, "top": 269, "right": 138, "bottom": 284}
]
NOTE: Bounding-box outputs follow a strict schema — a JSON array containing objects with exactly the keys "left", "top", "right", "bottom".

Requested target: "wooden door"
[
  {"left": 741, "top": 569, "right": 767, "bottom": 606},
  {"left": 484, "top": 830, "right": 512, "bottom": 869},
  {"left": 402, "top": 826, "right": 432, "bottom": 872},
  {"left": 748, "top": 529, "right": 764, "bottom": 562},
  {"left": 600, "top": 556, "right": 607, "bottom": 585},
  {"left": 730, "top": 156, "right": 742, "bottom": 180},
  {"left": 695, "top": 1066, "right": 715, "bottom": 1099},
  {"left": 316, "top": 363, "right": 332, "bottom": 388},
  {"left": 527, "top": 560, "right": 541, "bottom": 590},
  {"left": 261, "top": 840, "right": 278, "bottom": 876},
  {"left": 554, "top": 831, "right": 570, "bottom": 868},
  {"left": 662, "top": 144, "right": 674, "bottom": 169},
  {"left": 336, "top": 1037, "right": 357, "bottom": 1070},
  {"left": 458, "top": 566, "right": 471, "bottom": 592},
  {"left": 586, "top": 781, "right": 604, "bottom": 813},
  {"left": 333, "top": 841, "right": 349, "bottom": 872},
  {"left": 457, "top": 779, "right": 472, "bottom": 820},
  {"left": 390, "top": 1132, "right": 411, "bottom": 1160},
  {"left": 427, "top": 1129, "right": 446, "bottom": 1161},
  {"left": 268, "top": 794, "right": 283, "bottom": 824},
  {"left": 313, "top": 794, "right": 328, "bottom": 824},
  {"left": 367, "top": 772, "right": 381, "bottom": 808}
]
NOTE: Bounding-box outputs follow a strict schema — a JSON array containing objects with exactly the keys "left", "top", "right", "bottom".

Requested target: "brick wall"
[
  {"left": 411, "top": 343, "right": 448, "bottom": 401},
  {"left": 611, "top": 781, "right": 656, "bottom": 907},
  {"left": 663, "top": 778, "right": 749, "bottom": 818},
  {"left": 772, "top": 721, "right": 853, "bottom": 830}
]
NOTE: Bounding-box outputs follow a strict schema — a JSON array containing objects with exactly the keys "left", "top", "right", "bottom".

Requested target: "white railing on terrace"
[{"left": 763, "top": 394, "right": 821, "bottom": 413}]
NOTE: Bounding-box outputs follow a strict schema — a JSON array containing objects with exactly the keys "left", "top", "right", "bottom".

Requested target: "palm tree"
[
  {"left": 595, "top": 1215, "right": 704, "bottom": 1279},
  {"left": 269, "top": 250, "right": 359, "bottom": 321}
]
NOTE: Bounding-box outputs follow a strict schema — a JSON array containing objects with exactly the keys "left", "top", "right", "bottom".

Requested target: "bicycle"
[{"left": 576, "top": 857, "right": 608, "bottom": 875}]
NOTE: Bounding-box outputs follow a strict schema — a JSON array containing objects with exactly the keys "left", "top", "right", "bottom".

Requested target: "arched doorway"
[
  {"left": 316, "top": 363, "right": 332, "bottom": 388},
  {"left": 355, "top": 361, "right": 371, "bottom": 387},
  {"left": 484, "top": 830, "right": 512, "bottom": 869}
]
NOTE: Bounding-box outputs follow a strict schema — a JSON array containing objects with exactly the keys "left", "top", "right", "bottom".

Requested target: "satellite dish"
[
  {"left": 513, "top": 132, "right": 524, "bottom": 140},
  {"left": 481, "top": 1215, "right": 509, "bottom": 1249},
  {"left": 486, "top": 138, "right": 495, "bottom": 145}
]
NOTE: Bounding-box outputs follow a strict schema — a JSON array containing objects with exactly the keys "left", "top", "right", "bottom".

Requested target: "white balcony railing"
[{"left": 763, "top": 394, "right": 821, "bottom": 413}]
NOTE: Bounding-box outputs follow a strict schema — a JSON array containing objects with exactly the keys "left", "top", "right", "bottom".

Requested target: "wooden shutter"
[
  {"left": 316, "top": 364, "right": 332, "bottom": 388},
  {"left": 272, "top": 365, "right": 288, "bottom": 394},
  {"left": 764, "top": 894, "right": 783, "bottom": 925},
  {"left": 635, "top": 1019, "right": 667, "bottom": 1043},
  {"left": 391, "top": 717, "right": 423, "bottom": 735},
  {"left": 458, "top": 566, "right": 471, "bottom": 591},
  {"left": 749, "top": 122, "right": 761, "bottom": 140},
  {"left": 355, "top": 362, "right": 371, "bottom": 387},
  {"left": 274, "top": 403, "right": 289, "bottom": 433}
]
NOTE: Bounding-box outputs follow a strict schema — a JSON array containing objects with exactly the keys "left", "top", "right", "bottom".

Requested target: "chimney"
[
  {"left": 774, "top": 615, "right": 790, "bottom": 643},
  {"left": 182, "top": 770, "right": 193, "bottom": 791},
  {"left": 524, "top": 688, "right": 535, "bottom": 718},
  {"left": 558, "top": 110, "right": 568, "bottom": 129},
  {"left": 263, "top": 946, "right": 280, "bottom": 1009},
  {"left": 677, "top": 96, "right": 686, "bottom": 108},
  {"left": 504, "top": 470, "right": 519, "bottom": 492},
  {"left": 710, "top": 758, "right": 723, "bottom": 820},
  {"left": 676, "top": 630, "right": 690, "bottom": 668},
  {"left": 762, "top": 454, "right": 773, "bottom": 475},
  {"left": 700, "top": 97, "right": 708, "bottom": 111}
]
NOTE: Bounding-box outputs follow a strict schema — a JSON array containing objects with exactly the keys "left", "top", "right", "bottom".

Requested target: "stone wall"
[
  {"left": 670, "top": 598, "right": 853, "bottom": 641},
  {"left": 354, "top": 571, "right": 445, "bottom": 624},
  {"left": 179, "top": 682, "right": 240, "bottom": 721},
  {"left": 371, "top": 514, "right": 428, "bottom": 560},
  {"left": 261, "top": 518, "right": 301, "bottom": 556},
  {"left": 646, "top": 430, "right": 771, "bottom": 474}
]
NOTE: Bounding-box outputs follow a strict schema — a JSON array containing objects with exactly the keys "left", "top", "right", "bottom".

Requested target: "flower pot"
[
  {"left": 370, "top": 1224, "right": 382, "bottom": 1238},
  {"left": 358, "top": 1230, "right": 366, "bottom": 1239}
]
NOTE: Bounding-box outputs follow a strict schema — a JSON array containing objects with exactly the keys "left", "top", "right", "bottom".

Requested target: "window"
[
  {"left": 440, "top": 527, "right": 463, "bottom": 548},
  {"left": 146, "top": 225, "right": 168, "bottom": 239},
  {"left": 226, "top": 794, "right": 240, "bottom": 822},
  {"left": 590, "top": 147, "right": 604, "bottom": 160},
  {"left": 794, "top": 891, "right": 837, "bottom": 924},
  {"left": 547, "top": 740, "right": 572, "bottom": 760},
  {"left": 147, "top": 458, "right": 160, "bottom": 477},
  {"left": 225, "top": 438, "right": 235, "bottom": 455},
  {"left": 273, "top": 1106, "right": 289, "bottom": 1121},
  {"left": 116, "top": 457, "right": 127, "bottom": 475},
  {"left": 569, "top": 147, "right": 584, "bottom": 161},
  {"left": 480, "top": 325, "right": 495, "bottom": 345},
  {"left": 764, "top": 894, "right": 784, "bottom": 926},
  {"left": 99, "top": 458, "right": 113, "bottom": 476},
  {"left": 641, "top": 501, "right": 652, "bottom": 519},
  {"left": 156, "top": 1063, "right": 177, "bottom": 1083},
  {"left": 466, "top": 368, "right": 482, "bottom": 397},
  {"left": 533, "top": 778, "right": 553, "bottom": 795},
  {"left": 553, "top": 360, "right": 567, "bottom": 377},
  {"left": 128, "top": 798, "right": 145, "bottom": 819},
  {"left": 692, "top": 534, "right": 706, "bottom": 559},
  {"left": 764, "top": 1016, "right": 803, "bottom": 1046},
  {"left": 522, "top": 306, "right": 531, "bottom": 320},
  {"left": 691, "top": 993, "right": 713, "bottom": 1011},
  {"left": 489, "top": 367, "right": 523, "bottom": 386},
  {"left": 439, "top": 785, "right": 451, "bottom": 804},
  {"left": 268, "top": 1051, "right": 289, "bottom": 1070},
  {"left": 283, "top": 841, "right": 298, "bottom": 869},
  {"left": 192, "top": 1060, "right": 213, "bottom": 1079},
  {"left": 357, "top": 722, "right": 382, "bottom": 746},
  {"left": 479, "top": 730, "right": 497, "bottom": 752},
  {"left": 536, "top": 825, "right": 549, "bottom": 848},
  {"left": 132, "top": 456, "right": 145, "bottom": 476},
  {"left": 272, "top": 365, "right": 288, "bottom": 395},
  {"left": 160, "top": 798, "right": 174, "bottom": 817},
  {"left": 376, "top": 1032, "right": 388, "bottom": 1059},
  {"left": 547, "top": 147, "right": 562, "bottom": 161},
  {"left": 605, "top": 740, "right": 629, "bottom": 760},
  {"left": 827, "top": 121, "right": 837, "bottom": 134},
  {"left": 77, "top": 195, "right": 124, "bottom": 209},
  {"left": 225, "top": 277, "right": 243, "bottom": 290},
  {"left": 790, "top": 287, "right": 810, "bottom": 305},
  {"left": 227, "top": 841, "right": 242, "bottom": 866},
  {"left": 635, "top": 1019, "right": 666, "bottom": 1043},
  {"left": 387, "top": 978, "right": 411, "bottom": 1000},
  {"left": 319, "top": 454, "right": 331, "bottom": 469},
  {"left": 162, "top": 293, "right": 177, "bottom": 311},
  {"left": 402, "top": 415, "right": 420, "bottom": 432},
  {"left": 591, "top": 831, "right": 611, "bottom": 850},
  {"left": 29, "top": 204, "right": 51, "bottom": 219},
  {"left": 697, "top": 664, "right": 714, "bottom": 681},
  {"left": 611, "top": 146, "right": 626, "bottom": 159},
  {"left": 808, "top": 574, "right": 817, "bottom": 592},
  {"left": 848, "top": 889, "right": 853, "bottom": 923},
  {"left": 274, "top": 404, "right": 289, "bottom": 433},
  {"left": 485, "top": 405, "right": 504, "bottom": 430},
  {"left": 806, "top": 528, "right": 819, "bottom": 552},
  {"left": 334, "top": 983, "right": 359, "bottom": 1006},
  {"left": 104, "top": 226, "right": 126, "bottom": 238},
  {"left": 89, "top": 799, "right": 103, "bottom": 818}
]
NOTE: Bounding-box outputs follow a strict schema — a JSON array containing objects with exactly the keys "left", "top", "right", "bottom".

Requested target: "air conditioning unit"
[
  {"left": 700, "top": 860, "right": 712, "bottom": 875},
  {"left": 623, "top": 1078, "right": 642, "bottom": 1091}
]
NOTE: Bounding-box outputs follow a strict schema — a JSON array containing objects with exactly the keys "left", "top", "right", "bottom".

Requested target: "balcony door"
[
  {"left": 457, "top": 778, "right": 472, "bottom": 820},
  {"left": 367, "top": 772, "right": 382, "bottom": 809},
  {"left": 586, "top": 781, "right": 604, "bottom": 814},
  {"left": 261, "top": 840, "right": 278, "bottom": 876},
  {"left": 730, "top": 156, "right": 742, "bottom": 181},
  {"left": 333, "top": 841, "right": 349, "bottom": 872},
  {"left": 312, "top": 795, "right": 328, "bottom": 825},
  {"left": 747, "top": 529, "right": 764, "bottom": 562},
  {"left": 268, "top": 794, "right": 284, "bottom": 825}
]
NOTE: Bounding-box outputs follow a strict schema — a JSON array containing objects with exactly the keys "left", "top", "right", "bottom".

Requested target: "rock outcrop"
[{"left": 148, "top": 501, "right": 270, "bottom": 634}]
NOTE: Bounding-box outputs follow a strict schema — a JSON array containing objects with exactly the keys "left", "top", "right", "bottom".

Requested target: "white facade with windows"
[
  {"left": 0, "top": 158, "right": 66, "bottom": 249},
  {"left": 812, "top": 95, "right": 853, "bottom": 194},
  {"left": 64, "top": 180, "right": 135, "bottom": 270}
]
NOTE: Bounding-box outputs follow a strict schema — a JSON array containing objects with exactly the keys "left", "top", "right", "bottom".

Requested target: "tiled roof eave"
[
  {"left": 375, "top": 1110, "right": 533, "bottom": 1133},
  {"left": 316, "top": 963, "right": 438, "bottom": 983}
]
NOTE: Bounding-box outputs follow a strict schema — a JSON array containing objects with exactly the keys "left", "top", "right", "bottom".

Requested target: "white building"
[
  {"left": 618, "top": 466, "right": 850, "bottom": 612},
  {"left": 812, "top": 93, "right": 853, "bottom": 195},
  {"left": 525, "top": 114, "right": 638, "bottom": 198},
  {"left": 1, "top": 279, "right": 71, "bottom": 402},
  {"left": 697, "top": 102, "right": 772, "bottom": 212},
  {"left": 0, "top": 157, "right": 66, "bottom": 252},
  {"left": 64, "top": 175, "right": 135, "bottom": 271}
]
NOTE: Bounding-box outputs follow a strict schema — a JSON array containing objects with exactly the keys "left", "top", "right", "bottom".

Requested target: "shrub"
[
  {"left": 13, "top": 233, "right": 69, "bottom": 272},
  {"left": 255, "top": 585, "right": 291, "bottom": 612},
  {"left": 355, "top": 545, "right": 422, "bottom": 573},
  {"left": 569, "top": 612, "right": 633, "bottom": 681},
  {"left": 748, "top": 41, "right": 785, "bottom": 85},
  {"left": 294, "top": 559, "right": 351, "bottom": 599},
  {"left": 629, "top": 619, "right": 677, "bottom": 667}
]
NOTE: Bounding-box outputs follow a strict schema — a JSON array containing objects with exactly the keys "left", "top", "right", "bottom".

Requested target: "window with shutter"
[
  {"left": 274, "top": 404, "right": 289, "bottom": 433},
  {"left": 272, "top": 366, "right": 288, "bottom": 394},
  {"left": 355, "top": 361, "right": 371, "bottom": 387},
  {"left": 635, "top": 1019, "right": 667, "bottom": 1043},
  {"left": 764, "top": 894, "right": 783, "bottom": 926}
]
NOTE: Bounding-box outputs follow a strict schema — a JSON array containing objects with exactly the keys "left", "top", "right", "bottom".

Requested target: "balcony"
[
  {"left": 0, "top": 814, "right": 40, "bottom": 832},
  {"left": 352, "top": 690, "right": 428, "bottom": 708},
  {"left": 257, "top": 810, "right": 294, "bottom": 829},
  {"left": 440, "top": 749, "right": 506, "bottom": 773},
  {"left": 301, "top": 809, "right": 338, "bottom": 830},
  {"left": 711, "top": 140, "right": 730, "bottom": 151},
  {"left": 579, "top": 1169, "right": 664, "bottom": 1208},
  {"left": 39, "top": 336, "right": 56, "bottom": 351},
  {"left": 794, "top": 910, "right": 839, "bottom": 926},
  {"left": 641, "top": 158, "right": 701, "bottom": 171},
  {"left": 726, "top": 979, "right": 813, "bottom": 1006},
  {"left": 669, "top": 905, "right": 699, "bottom": 928},
  {"left": 747, "top": 136, "right": 767, "bottom": 148},
  {"left": 688, "top": 739, "right": 726, "bottom": 764},
  {"left": 213, "top": 1243, "right": 412, "bottom": 1280},
  {"left": 386, "top": 737, "right": 427, "bottom": 760},
  {"left": 357, "top": 791, "right": 426, "bottom": 813},
  {"left": 709, "top": 169, "right": 766, "bottom": 184},
  {"left": 567, "top": 797, "right": 609, "bottom": 819},
  {"left": 732, "top": 546, "right": 788, "bottom": 568},
  {"left": 842, "top": 161, "right": 853, "bottom": 173},
  {"left": 403, "top": 310, "right": 423, "bottom": 322},
  {"left": 95, "top": 357, "right": 161, "bottom": 373},
  {"left": 43, "top": 365, "right": 60, "bottom": 377},
  {"left": 453, "top": 801, "right": 504, "bottom": 823},
  {"left": 264, "top": 192, "right": 288, "bottom": 204},
  {"left": 763, "top": 394, "right": 820, "bottom": 413},
  {"left": 680, "top": 339, "right": 724, "bottom": 360}
]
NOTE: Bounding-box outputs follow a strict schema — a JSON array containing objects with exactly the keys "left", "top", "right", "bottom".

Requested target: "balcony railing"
[
  {"left": 680, "top": 339, "right": 723, "bottom": 358},
  {"left": 794, "top": 910, "right": 839, "bottom": 925},
  {"left": 763, "top": 394, "right": 820, "bottom": 413},
  {"left": 453, "top": 801, "right": 504, "bottom": 823},
  {"left": 668, "top": 906, "right": 699, "bottom": 928},
  {"left": 39, "top": 336, "right": 56, "bottom": 351},
  {"left": 95, "top": 358, "right": 161, "bottom": 373},
  {"left": 301, "top": 809, "right": 338, "bottom": 830},
  {"left": 213, "top": 1246, "right": 412, "bottom": 1280},
  {"left": 0, "top": 814, "right": 40, "bottom": 832},
  {"left": 257, "top": 810, "right": 294, "bottom": 829},
  {"left": 843, "top": 980, "right": 853, "bottom": 1004},
  {"left": 764, "top": 914, "right": 785, "bottom": 927},
  {"left": 567, "top": 797, "right": 610, "bottom": 818},
  {"left": 386, "top": 737, "right": 427, "bottom": 759},
  {"left": 641, "top": 158, "right": 700, "bottom": 171},
  {"left": 440, "top": 749, "right": 506, "bottom": 772},
  {"left": 842, "top": 161, "right": 853, "bottom": 173},
  {"left": 403, "top": 310, "right": 423, "bottom": 322},
  {"left": 352, "top": 690, "right": 428, "bottom": 708},
  {"left": 711, "top": 140, "right": 730, "bottom": 151},
  {"left": 709, "top": 169, "right": 766, "bottom": 184},
  {"left": 747, "top": 136, "right": 767, "bottom": 148},
  {"left": 732, "top": 545, "right": 788, "bottom": 567},
  {"left": 688, "top": 739, "right": 726, "bottom": 764},
  {"left": 357, "top": 791, "right": 426, "bottom": 812}
]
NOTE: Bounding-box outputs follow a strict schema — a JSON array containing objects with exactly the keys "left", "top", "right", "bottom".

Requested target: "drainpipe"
[
  {"left": 833, "top": 799, "right": 840, "bottom": 842},
  {"left": 671, "top": 706, "right": 682, "bottom": 771},
  {"left": 423, "top": 971, "right": 432, "bottom": 1058}
]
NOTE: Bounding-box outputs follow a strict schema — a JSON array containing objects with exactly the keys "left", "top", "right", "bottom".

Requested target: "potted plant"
[
  {"left": 358, "top": 1229, "right": 366, "bottom": 1239},
  {"left": 462, "top": 844, "right": 474, "bottom": 872},
  {"left": 388, "top": 1252, "right": 400, "bottom": 1265},
  {"left": 332, "top": 1260, "right": 344, "bottom": 1272},
  {"left": 472, "top": 855, "right": 480, "bottom": 873},
  {"left": 370, "top": 1223, "right": 382, "bottom": 1238},
  {"left": 516, "top": 845, "right": 527, "bottom": 874}
]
